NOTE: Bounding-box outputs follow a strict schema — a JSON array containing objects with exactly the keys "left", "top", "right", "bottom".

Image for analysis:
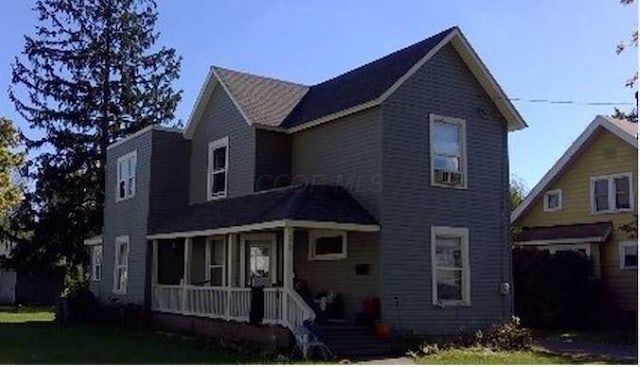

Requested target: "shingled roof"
[
  {"left": 280, "top": 27, "right": 455, "bottom": 128},
  {"left": 212, "top": 66, "right": 308, "bottom": 127},
  {"left": 148, "top": 185, "right": 378, "bottom": 236},
  {"left": 516, "top": 222, "right": 613, "bottom": 244},
  {"left": 184, "top": 27, "right": 526, "bottom": 138}
]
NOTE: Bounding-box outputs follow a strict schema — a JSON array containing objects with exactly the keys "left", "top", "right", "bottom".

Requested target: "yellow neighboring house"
[{"left": 512, "top": 115, "right": 638, "bottom": 323}]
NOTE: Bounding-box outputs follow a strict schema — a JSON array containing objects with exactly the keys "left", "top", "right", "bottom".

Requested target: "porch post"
[
  {"left": 282, "top": 226, "right": 294, "bottom": 323},
  {"left": 151, "top": 240, "right": 158, "bottom": 310},
  {"left": 182, "top": 237, "right": 192, "bottom": 313},
  {"left": 152, "top": 240, "right": 158, "bottom": 286},
  {"left": 239, "top": 236, "right": 246, "bottom": 287},
  {"left": 226, "top": 234, "right": 233, "bottom": 319}
]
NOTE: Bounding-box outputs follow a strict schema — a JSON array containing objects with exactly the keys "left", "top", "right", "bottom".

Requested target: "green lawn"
[
  {"left": 0, "top": 306, "right": 276, "bottom": 364},
  {"left": 414, "top": 347, "right": 613, "bottom": 365}
]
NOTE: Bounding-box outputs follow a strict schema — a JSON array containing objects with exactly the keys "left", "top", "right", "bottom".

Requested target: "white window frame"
[
  {"left": 116, "top": 151, "right": 137, "bottom": 202},
  {"left": 113, "top": 235, "right": 130, "bottom": 295},
  {"left": 204, "top": 237, "right": 226, "bottom": 287},
  {"left": 543, "top": 189, "right": 563, "bottom": 212},
  {"left": 241, "top": 233, "right": 277, "bottom": 286},
  {"left": 207, "top": 137, "right": 229, "bottom": 200},
  {"left": 431, "top": 226, "right": 471, "bottom": 306},
  {"left": 429, "top": 114, "right": 467, "bottom": 189},
  {"left": 308, "top": 230, "right": 347, "bottom": 261},
  {"left": 590, "top": 173, "right": 634, "bottom": 214},
  {"left": 91, "top": 245, "right": 103, "bottom": 281},
  {"left": 619, "top": 241, "right": 638, "bottom": 270}
]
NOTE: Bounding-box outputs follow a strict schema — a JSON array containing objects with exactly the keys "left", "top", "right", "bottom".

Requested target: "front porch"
[{"left": 148, "top": 221, "right": 380, "bottom": 352}]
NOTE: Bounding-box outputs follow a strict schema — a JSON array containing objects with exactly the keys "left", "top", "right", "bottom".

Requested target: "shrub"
[
  {"left": 473, "top": 316, "right": 533, "bottom": 351},
  {"left": 513, "top": 247, "right": 610, "bottom": 329}
]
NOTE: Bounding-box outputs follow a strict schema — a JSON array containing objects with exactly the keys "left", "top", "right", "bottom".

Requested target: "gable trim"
[
  {"left": 183, "top": 68, "right": 253, "bottom": 139},
  {"left": 511, "top": 115, "right": 638, "bottom": 223}
]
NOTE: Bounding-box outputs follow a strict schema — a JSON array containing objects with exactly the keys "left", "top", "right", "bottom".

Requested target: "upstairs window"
[
  {"left": 116, "top": 151, "right": 137, "bottom": 201},
  {"left": 208, "top": 137, "right": 228, "bottom": 200},
  {"left": 619, "top": 241, "right": 638, "bottom": 269},
  {"left": 590, "top": 173, "right": 633, "bottom": 214},
  {"left": 430, "top": 114, "right": 466, "bottom": 188},
  {"left": 92, "top": 245, "right": 102, "bottom": 281},
  {"left": 431, "top": 226, "right": 470, "bottom": 306},
  {"left": 543, "top": 189, "right": 562, "bottom": 211}
]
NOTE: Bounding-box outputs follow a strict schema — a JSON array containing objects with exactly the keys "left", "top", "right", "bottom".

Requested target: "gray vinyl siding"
[
  {"left": 294, "top": 231, "right": 380, "bottom": 320},
  {"left": 148, "top": 130, "right": 190, "bottom": 232},
  {"left": 379, "top": 44, "right": 512, "bottom": 334},
  {"left": 255, "top": 130, "right": 291, "bottom": 191},
  {"left": 102, "top": 130, "right": 153, "bottom": 305},
  {"left": 290, "top": 108, "right": 383, "bottom": 220},
  {"left": 189, "top": 85, "right": 255, "bottom": 204}
]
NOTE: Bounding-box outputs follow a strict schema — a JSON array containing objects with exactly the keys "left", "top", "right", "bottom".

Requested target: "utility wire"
[{"left": 504, "top": 97, "right": 635, "bottom": 106}]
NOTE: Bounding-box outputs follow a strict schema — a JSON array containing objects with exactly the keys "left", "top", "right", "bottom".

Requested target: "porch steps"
[{"left": 315, "top": 322, "right": 396, "bottom": 359}]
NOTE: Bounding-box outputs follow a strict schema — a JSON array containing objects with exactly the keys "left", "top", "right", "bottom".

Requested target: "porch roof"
[
  {"left": 148, "top": 185, "right": 378, "bottom": 237},
  {"left": 515, "top": 221, "right": 613, "bottom": 245}
]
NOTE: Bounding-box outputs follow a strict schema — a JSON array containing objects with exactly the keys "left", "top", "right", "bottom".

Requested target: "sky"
[{"left": 0, "top": 1, "right": 636, "bottom": 190}]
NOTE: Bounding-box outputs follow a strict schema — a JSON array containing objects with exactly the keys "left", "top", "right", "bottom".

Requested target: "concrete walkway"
[{"left": 536, "top": 337, "right": 638, "bottom": 364}]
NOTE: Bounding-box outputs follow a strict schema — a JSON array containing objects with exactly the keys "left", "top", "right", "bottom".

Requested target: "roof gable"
[
  {"left": 184, "top": 26, "right": 526, "bottom": 139},
  {"left": 511, "top": 115, "right": 638, "bottom": 223}
]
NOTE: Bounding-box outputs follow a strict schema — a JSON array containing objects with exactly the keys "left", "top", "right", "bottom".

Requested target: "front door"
[{"left": 242, "top": 233, "right": 277, "bottom": 287}]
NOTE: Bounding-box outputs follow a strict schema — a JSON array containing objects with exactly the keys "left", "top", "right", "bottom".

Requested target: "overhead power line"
[{"left": 505, "top": 97, "right": 635, "bottom": 106}]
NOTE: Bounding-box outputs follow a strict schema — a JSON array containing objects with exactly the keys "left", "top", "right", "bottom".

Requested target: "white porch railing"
[{"left": 151, "top": 285, "right": 310, "bottom": 327}]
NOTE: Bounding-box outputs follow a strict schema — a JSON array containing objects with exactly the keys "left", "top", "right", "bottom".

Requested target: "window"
[
  {"left": 430, "top": 114, "right": 466, "bottom": 188},
  {"left": 590, "top": 173, "right": 633, "bottom": 214},
  {"left": 242, "top": 233, "right": 277, "bottom": 286},
  {"left": 92, "top": 246, "right": 103, "bottom": 281},
  {"left": 619, "top": 241, "right": 638, "bottom": 269},
  {"left": 205, "top": 238, "right": 226, "bottom": 286},
  {"left": 543, "top": 189, "right": 562, "bottom": 211},
  {"left": 116, "top": 151, "right": 137, "bottom": 201},
  {"left": 309, "top": 230, "right": 347, "bottom": 260},
  {"left": 431, "top": 226, "right": 470, "bottom": 306},
  {"left": 113, "top": 236, "right": 129, "bottom": 294},
  {"left": 207, "top": 137, "right": 228, "bottom": 200}
]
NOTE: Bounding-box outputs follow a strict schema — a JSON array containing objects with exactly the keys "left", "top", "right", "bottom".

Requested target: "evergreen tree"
[{"left": 8, "top": 0, "right": 181, "bottom": 272}]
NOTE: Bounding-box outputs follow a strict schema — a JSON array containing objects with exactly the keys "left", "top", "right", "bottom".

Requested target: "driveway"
[{"left": 536, "top": 336, "right": 638, "bottom": 364}]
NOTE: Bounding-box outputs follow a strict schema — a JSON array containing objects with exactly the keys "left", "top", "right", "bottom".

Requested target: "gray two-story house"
[{"left": 85, "top": 27, "right": 526, "bottom": 357}]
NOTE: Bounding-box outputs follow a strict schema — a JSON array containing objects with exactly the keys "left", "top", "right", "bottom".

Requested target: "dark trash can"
[{"left": 249, "top": 286, "right": 264, "bottom": 324}]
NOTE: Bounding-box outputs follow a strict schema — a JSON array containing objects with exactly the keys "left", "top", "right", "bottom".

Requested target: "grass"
[
  {"left": 0, "top": 305, "right": 277, "bottom": 364},
  {"left": 413, "top": 347, "right": 614, "bottom": 365}
]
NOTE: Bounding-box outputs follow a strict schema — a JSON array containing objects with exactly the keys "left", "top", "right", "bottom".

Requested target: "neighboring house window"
[
  {"left": 92, "top": 246, "right": 103, "bottom": 281},
  {"left": 205, "top": 237, "right": 225, "bottom": 286},
  {"left": 207, "top": 137, "right": 229, "bottom": 200},
  {"left": 113, "top": 236, "right": 129, "bottom": 294},
  {"left": 116, "top": 151, "right": 137, "bottom": 201},
  {"left": 431, "top": 226, "right": 470, "bottom": 306},
  {"left": 590, "top": 173, "right": 633, "bottom": 214},
  {"left": 309, "top": 230, "right": 347, "bottom": 260},
  {"left": 619, "top": 241, "right": 638, "bottom": 269},
  {"left": 543, "top": 189, "right": 562, "bottom": 211},
  {"left": 430, "top": 114, "right": 466, "bottom": 188}
]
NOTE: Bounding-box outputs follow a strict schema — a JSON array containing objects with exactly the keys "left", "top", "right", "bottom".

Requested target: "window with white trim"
[
  {"left": 431, "top": 226, "right": 470, "bottom": 306},
  {"left": 309, "top": 230, "right": 347, "bottom": 260},
  {"left": 590, "top": 173, "right": 633, "bottom": 213},
  {"left": 543, "top": 189, "right": 562, "bottom": 211},
  {"left": 619, "top": 241, "right": 638, "bottom": 269},
  {"left": 92, "top": 245, "right": 102, "bottom": 281},
  {"left": 205, "top": 237, "right": 226, "bottom": 286},
  {"left": 207, "top": 137, "right": 228, "bottom": 200},
  {"left": 116, "top": 151, "right": 137, "bottom": 201},
  {"left": 113, "top": 236, "right": 129, "bottom": 294},
  {"left": 430, "top": 114, "right": 466, "bottom": 188}
]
